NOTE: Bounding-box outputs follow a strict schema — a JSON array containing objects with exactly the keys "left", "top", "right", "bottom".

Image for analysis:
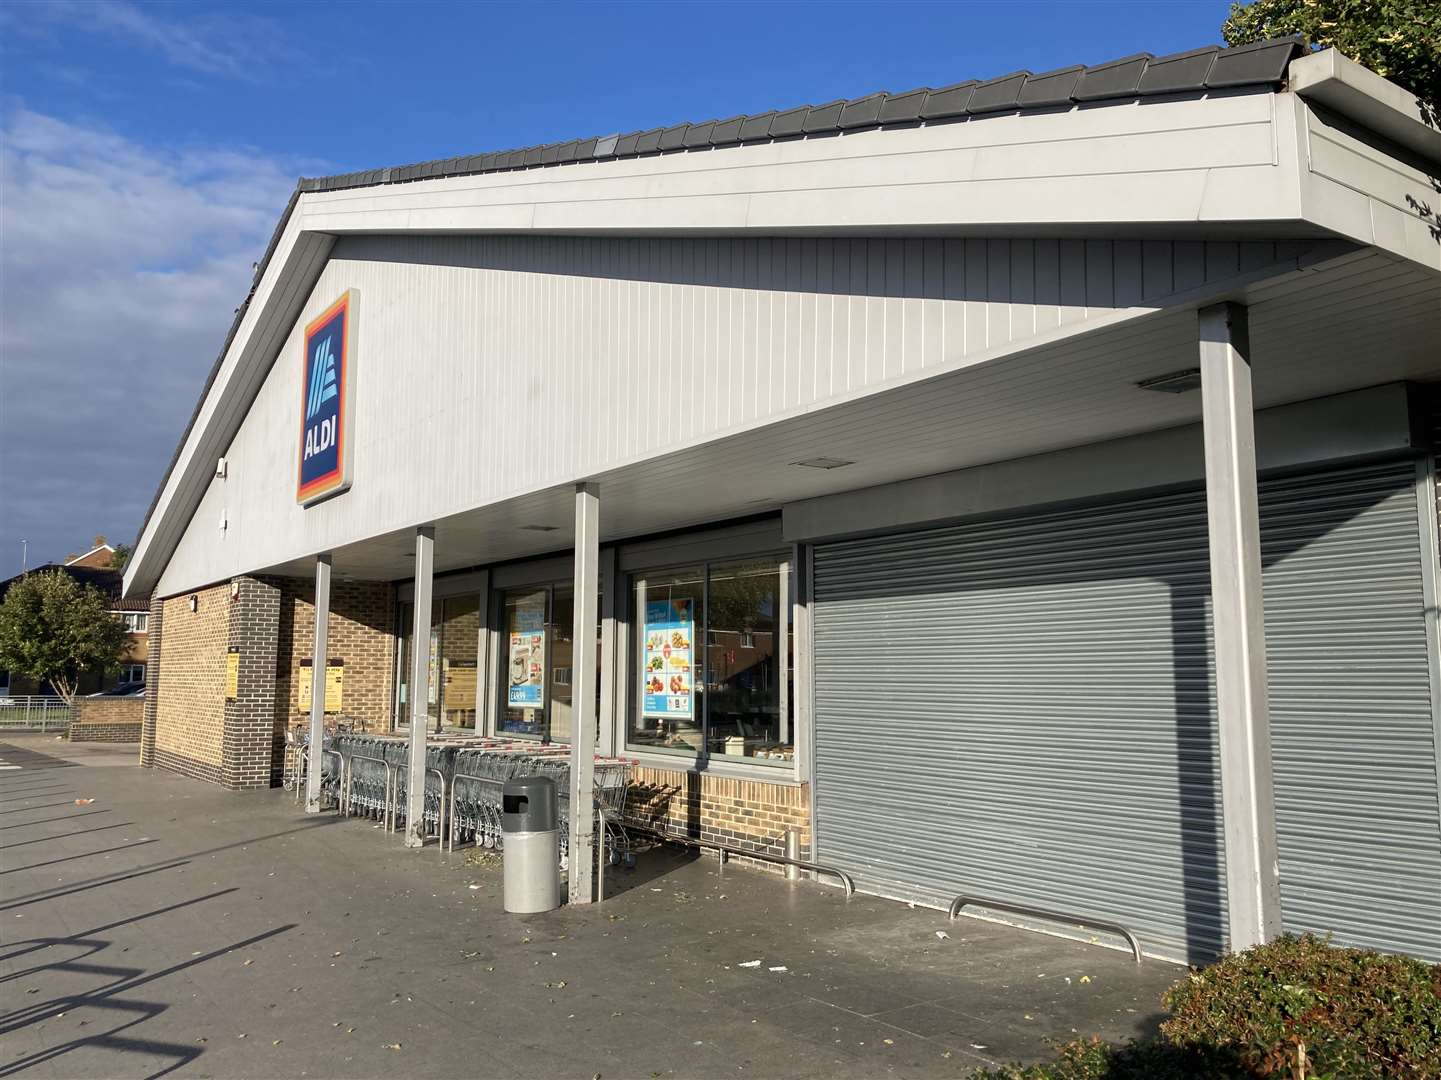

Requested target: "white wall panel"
[{"left": 158, "top": 233, "right": 1307, "bottom": 596}]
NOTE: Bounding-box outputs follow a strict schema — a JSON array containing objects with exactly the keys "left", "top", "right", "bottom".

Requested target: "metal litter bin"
[{"left": 501, "top": 775, "right": 560, "bottom": 914}]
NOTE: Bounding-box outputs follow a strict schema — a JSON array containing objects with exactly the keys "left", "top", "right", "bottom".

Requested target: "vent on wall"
[{"left": 1136, "top": 369, "right": 1202, "bottom": 394}]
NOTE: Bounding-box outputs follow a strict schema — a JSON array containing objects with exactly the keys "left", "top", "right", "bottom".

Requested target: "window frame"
[{"left": 622, "top": 550, "right": 795, "bottom": 775}]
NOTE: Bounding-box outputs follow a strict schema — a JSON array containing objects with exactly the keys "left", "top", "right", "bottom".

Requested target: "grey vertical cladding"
[
  {"left": 810, "top": 459, "right": 1440, "bottom": 964},
  {"left": 224, "top": 576, "right": 281, "bottom": 788}
]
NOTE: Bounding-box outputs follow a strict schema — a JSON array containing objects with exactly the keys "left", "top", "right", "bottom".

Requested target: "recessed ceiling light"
[
  {"left": 520, "top": 524, "right": 559, "bottom": 532},
  {"left": 791, "top": 457, "right": 855, "bottom": 470},
  {"left": 1136, "top": 368, "right": 1202, "bottom": 394}
]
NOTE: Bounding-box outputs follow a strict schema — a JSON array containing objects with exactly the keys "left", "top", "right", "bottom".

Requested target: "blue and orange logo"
[{"left": 297, "top": 292, "right": 354, "bottom": 505}]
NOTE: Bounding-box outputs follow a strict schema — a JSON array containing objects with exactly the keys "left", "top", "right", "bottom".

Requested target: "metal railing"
[
  {"left": 0, "top": 696, "right": 74, "bottom": 732},
  {"left": 343, "top": 753, "right": 395, "bottom": 830},
  {"left": 636, "top": 824, "right": 855, "bottom": 899},
  {"left": 293, "top": 747, "right": 345, "bottom": 811},
  {"left": 948, "top": 894, "right": 1144, "bottom": 964}
]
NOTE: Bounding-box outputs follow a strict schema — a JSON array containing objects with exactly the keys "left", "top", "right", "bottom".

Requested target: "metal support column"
[
  {"left": 305, "top": 554, "right": 332, "bottom": 814},
  {"left": 568, "top": 483, "right": 600, "bottom": 903},
  {"left": 1198, "top": 302, "right": 1282, "bottom": 951},
  {"left": 406, "top": 527, "right": 435, "bottom": 848}
]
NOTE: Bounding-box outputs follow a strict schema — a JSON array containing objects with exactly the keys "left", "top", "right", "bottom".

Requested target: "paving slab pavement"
[{"left": 1, "top": 735, "right": 1185, "bottom": 1078}]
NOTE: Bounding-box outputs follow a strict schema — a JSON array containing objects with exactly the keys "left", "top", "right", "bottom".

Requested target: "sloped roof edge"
[{"left": 127, "top": 35, "right": 1309, "bottom": 586}]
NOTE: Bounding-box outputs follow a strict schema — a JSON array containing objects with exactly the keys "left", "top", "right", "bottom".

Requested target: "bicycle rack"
[{"left": 947, "top": 894, "right": 1143, "bottom": 964}]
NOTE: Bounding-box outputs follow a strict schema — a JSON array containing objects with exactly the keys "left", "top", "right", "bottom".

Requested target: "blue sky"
[{"left": 0, "top": 0, "right": 1232, "bottom": 576}]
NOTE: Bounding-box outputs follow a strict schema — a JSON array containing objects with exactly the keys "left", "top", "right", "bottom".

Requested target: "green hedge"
[{"left": 970, "top": 934, "right": 1441, "bottom": 1079}]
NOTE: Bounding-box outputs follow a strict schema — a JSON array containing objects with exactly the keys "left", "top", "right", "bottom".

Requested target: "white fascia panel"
[{"left": 126, "top": 90, "right": 1315, "bottom": 597}]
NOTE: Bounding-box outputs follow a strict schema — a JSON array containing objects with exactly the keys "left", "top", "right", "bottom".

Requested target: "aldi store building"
[{"left": 125, "top": 39, "right": 1441, "bottom": 965}]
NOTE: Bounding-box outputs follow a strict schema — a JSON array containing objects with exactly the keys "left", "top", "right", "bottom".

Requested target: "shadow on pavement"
[{"left": 0, "top": 923, "right": 296, "bottom": 1080}]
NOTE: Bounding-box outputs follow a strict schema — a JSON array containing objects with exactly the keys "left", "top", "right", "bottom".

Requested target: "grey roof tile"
[
  {"left": 968, "top": 70, "right": 1030, "bottom": 113},
  {"left": 613, "top": 132, "right": 640, "bottom": 156},
  {"left": 1073, "top": 53, "right": 1153, "bottom": 100},
  {"left": 878, "top": 87, "right": 929, "bottom": 124},
  {"left": 838, "top": 93, "right": 886, "bottom": 130},
  {"left": 802, "top": 99, "right": 845, "bottom": 133},
  {"left": 920, "top": 80, "right": 975, "bottom": 120},
  {"left": 659, "top": 123, "right": 690, "bottom": 151},
  {"left": 710, "top": 115, "right": 746, "bottom": 144},
  {"left": 684, "top": 120, "right": 716, "bottom": 147},
  {"left": 635, "top": 127, "right": 664, "bottom": 153},
  {"left": 1137, "top": 45, "right": 1219, "bottom": 95},
  {"left": 769, "top": 105, "right": 810, "bottom": 138},
  {"left": 576, "top": 136, "right": 601, "bottom": 159},
  {"left": 1017, "top": 65, "right": 1085, "bottom": 108},
  {"left": 1207, "top": 35, "right": 1305, "bottom": 87},
  {"left": 738, "top": 112, "right": 776, "bottom": 141}
]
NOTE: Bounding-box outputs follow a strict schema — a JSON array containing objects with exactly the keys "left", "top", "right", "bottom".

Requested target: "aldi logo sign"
[{"left": 297, "top": 291, "right": 356, "bottom": 505}]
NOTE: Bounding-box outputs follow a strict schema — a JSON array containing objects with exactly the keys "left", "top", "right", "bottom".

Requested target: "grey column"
[
  {"left": 568, "top": 483, "right": 600, "bottom": 903},
  {"left": 305, "top": 554, "right": 332, "bottom": 814},
  {"left": 406, "top": 527, "right": 435, "bottom": 848},
  {"left": 1198, "top": 302, "right": 1282, "bottom": 951}
]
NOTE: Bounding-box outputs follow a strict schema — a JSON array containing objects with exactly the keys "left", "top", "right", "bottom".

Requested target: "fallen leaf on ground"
[
  {"left": 74, "top": 798, "right": 94, "bottom": 805},
  {"left": 936, "top": 931, "right": 950, "bottom": 940},
  {"left": 385, "top": 1043, "right": 402, "bottom": 1050},
  {"left": 738, "top": 960, "right": 761, "bottom": 968}
]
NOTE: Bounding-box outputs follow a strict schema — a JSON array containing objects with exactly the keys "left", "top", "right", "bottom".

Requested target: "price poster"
[
  {"left": 642, "top": 598, "right": 694, "bottom": 719},
  {"left": 298, "top": 659, "right": 344, "bottom": 713},
  {"left": 507, "top": 596, "right": 546, "bottom": 709}
]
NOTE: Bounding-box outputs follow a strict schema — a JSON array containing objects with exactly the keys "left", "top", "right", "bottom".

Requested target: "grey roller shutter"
[
  {"left": 1264, "top": 464, "right": 1440, "bottom": 961},
  {"left": 811, "top": 459, "right": 1440, "bottom": 964}
]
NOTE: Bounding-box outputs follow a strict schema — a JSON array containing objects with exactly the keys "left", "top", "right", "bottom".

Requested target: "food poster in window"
[
  {"left": 507, "top": 597, "right": 546, "bottom": 709},
  {"left": 642, "top": 598, "right": 694, "bottom": 719}
]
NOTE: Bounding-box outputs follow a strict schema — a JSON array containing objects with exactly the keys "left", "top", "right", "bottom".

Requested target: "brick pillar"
[
  {"left": 139, "top": 595, "right": 163, "bottom": 767},
  {"left": 223, "top": 576, "right": 281, "bottom": 789}
]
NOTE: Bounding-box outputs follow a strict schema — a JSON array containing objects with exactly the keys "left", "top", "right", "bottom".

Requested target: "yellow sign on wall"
[
  {"left": 225, "top": 647, "right": 240, "bottom": 701},
  {"left": 298, "top": 659, "right": 344, "bottom": 713}
]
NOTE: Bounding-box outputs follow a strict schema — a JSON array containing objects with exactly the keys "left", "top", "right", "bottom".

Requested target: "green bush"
[
  {"left": 1161, "top": 933, "right": 1441, "bottom": 1078},
  {"left": 969, "top": 934, "right": 1441, "bottom": 1080},
  {"left": 967, "top": 1035, "right": 1248, "bottom": 1079}
]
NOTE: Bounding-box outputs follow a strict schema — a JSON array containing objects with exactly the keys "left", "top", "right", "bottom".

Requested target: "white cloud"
[
  {"left": 8, "top": 1, "right": 303, "bottom": 82},
  {"left": 0, "top": 107, "right": 318, "bottom": 572}
]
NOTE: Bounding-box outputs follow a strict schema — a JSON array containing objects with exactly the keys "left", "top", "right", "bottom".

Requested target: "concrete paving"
[{"left": 1, "top": 734, "right": 1184, "bottom": 1078}]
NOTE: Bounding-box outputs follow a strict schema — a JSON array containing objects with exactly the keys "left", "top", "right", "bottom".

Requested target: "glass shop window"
[
  {"left": 395, "top": 594, "right": 481, "bottom": 732},
  {"left": 498, "top": 585, "right": 600, "bottom": 743},
  {"left": 628, "top": 557, "right": 793, "bottom": 766}
]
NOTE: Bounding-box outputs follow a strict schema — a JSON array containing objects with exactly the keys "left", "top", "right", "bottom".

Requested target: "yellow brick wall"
[
  {"left": 273, "top": 577, "right": 396, "bottom": 738},
  {"left": 626, "top": 765, "right": 811, "bottom": 864},
  {"left": 155, "top": 585, "right": 228, "bottom": 768}
]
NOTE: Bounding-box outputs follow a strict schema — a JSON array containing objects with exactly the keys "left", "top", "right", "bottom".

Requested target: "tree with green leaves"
[
  {"left": 0, "top": 570, "right": 130, "bottom": 704},
  {"left": 1223, "top": 0, "right": 1441, "bottom": 119},
  {"left": 109, "top": 543, "right": 133, "bottom": 571}
]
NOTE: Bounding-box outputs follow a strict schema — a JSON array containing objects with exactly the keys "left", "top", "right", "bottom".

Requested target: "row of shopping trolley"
[{"left": 295, "top": 732, "right": 635, "bottom": 865}]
